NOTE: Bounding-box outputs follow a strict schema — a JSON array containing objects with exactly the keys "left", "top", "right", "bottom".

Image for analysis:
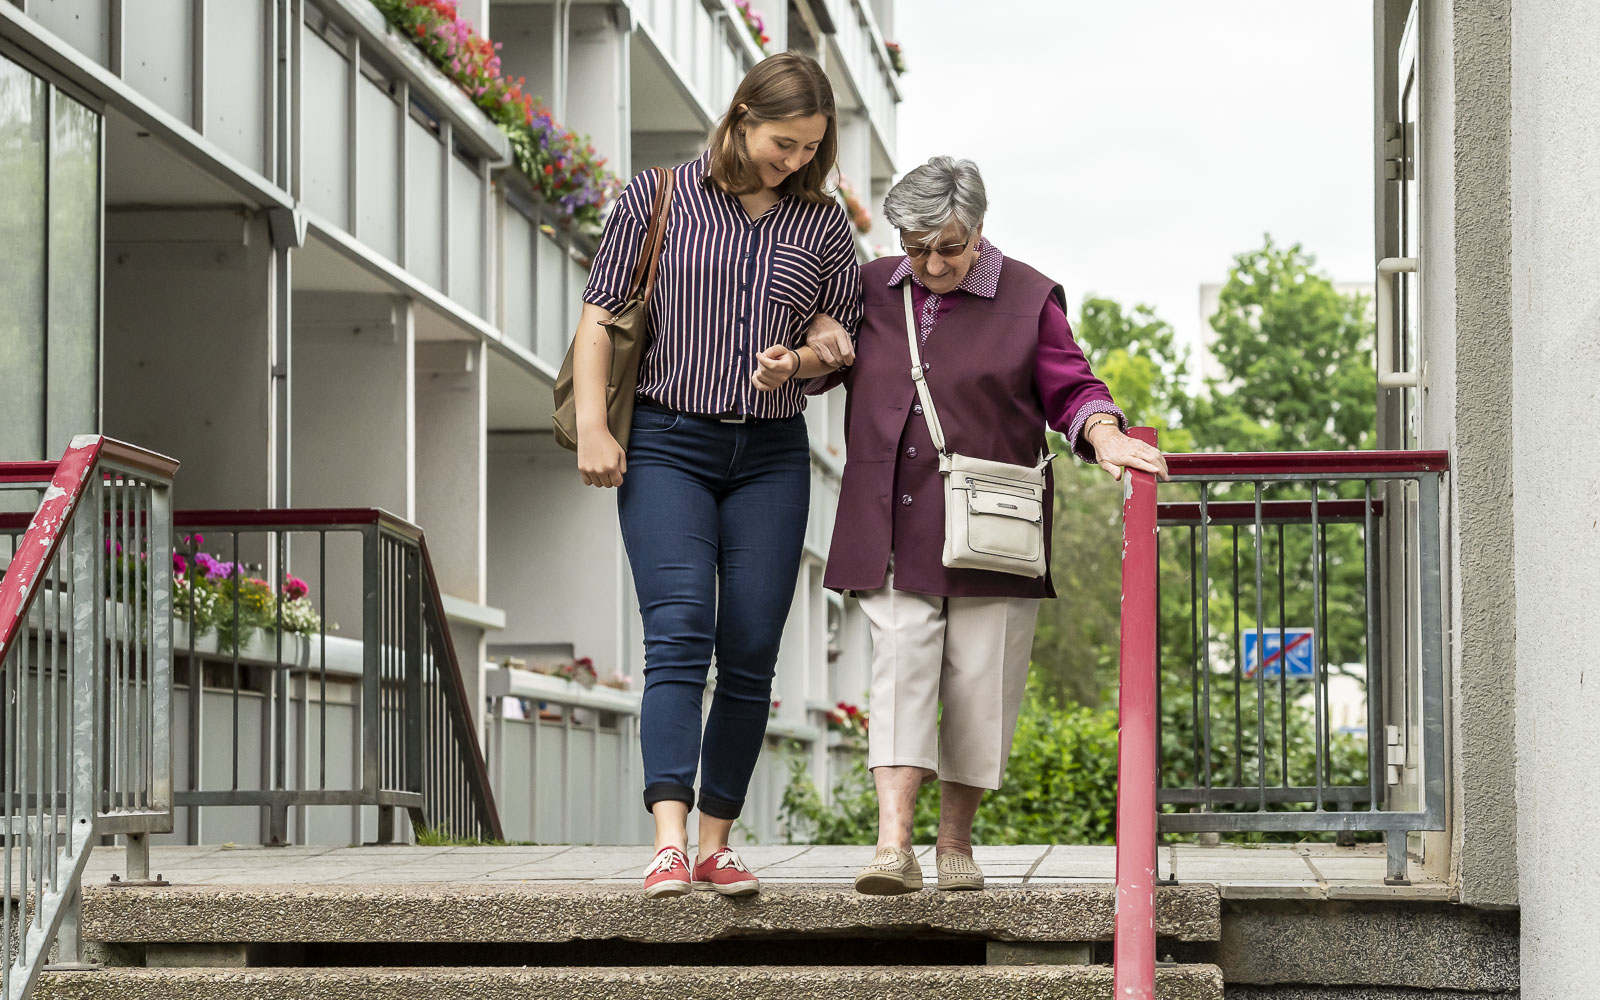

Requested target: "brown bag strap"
[{"left": 624, "top": 167, "right": 674, "bottom": 307}]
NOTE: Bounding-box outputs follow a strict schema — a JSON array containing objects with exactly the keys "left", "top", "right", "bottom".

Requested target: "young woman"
[{"left": 571, "top": 53, "right": 861, "bottom": 899}]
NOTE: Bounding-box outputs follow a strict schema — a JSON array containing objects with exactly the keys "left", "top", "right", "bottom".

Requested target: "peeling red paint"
[{"left": 0, "top": 437, "right": 106, "bottom": 661}]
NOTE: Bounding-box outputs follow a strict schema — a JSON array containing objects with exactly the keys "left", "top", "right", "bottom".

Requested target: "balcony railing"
[
  {"left": 0, "top": 436, "right": 178, "bottom": 998},
  {"left": 165, "top": 508, "right": 501, "bottom": 846},
  {"left": 818, "top": 0, "right": 900, "bottom": 154},
  {"left": 483, "top": 663, "right": 828, "bottom": 845}
]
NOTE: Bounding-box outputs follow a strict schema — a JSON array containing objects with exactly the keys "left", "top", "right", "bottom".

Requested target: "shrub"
[{"left": 779, "top": 676, "right": 1121, "bottom": 845}]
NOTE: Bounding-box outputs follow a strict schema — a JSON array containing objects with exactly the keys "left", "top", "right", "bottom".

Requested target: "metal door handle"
[{"left": 1376, "top": 257, "right": 1419, "bottom": 389}]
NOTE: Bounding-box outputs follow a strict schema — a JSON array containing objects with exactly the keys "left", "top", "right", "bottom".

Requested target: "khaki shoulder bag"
[
  {"left": 903, "top": 283, "right": 1052, "bottom": 578},
  {"left": 552, "top": 166, "right": 675, "bottom": 451}
]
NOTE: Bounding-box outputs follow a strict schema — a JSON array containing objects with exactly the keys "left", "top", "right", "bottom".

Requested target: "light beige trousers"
[{"left": 856, "top": 568, "right": 1041, "bottom": 790}]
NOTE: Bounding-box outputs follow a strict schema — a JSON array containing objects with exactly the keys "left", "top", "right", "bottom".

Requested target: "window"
[{"left": 0, "top": 52, "right": 101, "bottom": 462}]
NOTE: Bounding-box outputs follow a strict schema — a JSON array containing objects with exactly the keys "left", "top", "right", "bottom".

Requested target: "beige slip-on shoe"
[
  {"left": 936, "top": 851, "right": 985, "bottom": 891},
  {"left": 854, "top": 846, "right": 924, "bottom": 895}
]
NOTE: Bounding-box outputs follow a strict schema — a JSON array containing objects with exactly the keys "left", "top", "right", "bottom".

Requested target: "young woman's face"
[{"left": 741, "top": 113, "right": 828, "bottom": 190}]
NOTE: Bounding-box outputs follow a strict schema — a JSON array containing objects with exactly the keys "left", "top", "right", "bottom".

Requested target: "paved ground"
[{"left": 88, "top": 842, "right": 1449, "bottom": 901}]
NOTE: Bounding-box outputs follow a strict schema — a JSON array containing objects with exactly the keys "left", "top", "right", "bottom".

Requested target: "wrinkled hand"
[
  {"left": 1089, "top": 425, "right": 1170, "bottom": 482},
  {"left": 577, "top": 428, "right": 627, "bottom": 488},
  {"left": 806, "top": 313, "right": 855, "bottom": 369},
  {"left": 751, "top": 344, "right": 800, "bottom": 391}
]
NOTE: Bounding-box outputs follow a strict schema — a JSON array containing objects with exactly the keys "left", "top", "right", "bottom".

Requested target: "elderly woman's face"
[{"left": 902, "top": 220, "right": 982, "bottom": 295}]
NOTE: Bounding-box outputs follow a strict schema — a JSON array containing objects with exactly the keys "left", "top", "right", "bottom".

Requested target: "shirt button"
[
  {"left": 913, "top": 404, "right": 923, "bottom": 415},
  {"left": 905, "top": 447, "right": 917, "bottom": 459},
  {"left": 901, "top": 495, "right": 914, "bottom": 506},
  {"left": 921, "top": 362, "right": 931, "bottom": 372}
]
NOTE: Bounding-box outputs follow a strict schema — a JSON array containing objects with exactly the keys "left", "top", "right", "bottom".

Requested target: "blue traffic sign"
[{"left": 1243, "top": 628, "right": 1316, "bottom": 678}]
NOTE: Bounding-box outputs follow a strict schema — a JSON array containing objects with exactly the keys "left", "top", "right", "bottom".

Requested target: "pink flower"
[{"left": 282, "top": 574, "right": 309, "bottom": 601}]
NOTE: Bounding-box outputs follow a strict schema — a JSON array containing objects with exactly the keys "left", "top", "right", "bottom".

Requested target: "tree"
[
  {"left": 1191, "top": 235, "right": 1375, "bottom": 453},
  {"left": 1033, "top": 297, "right": 1194, "bottom": 705},
  {"left": 1035, "top": 238, "right": 1379, "bottom": 736}
]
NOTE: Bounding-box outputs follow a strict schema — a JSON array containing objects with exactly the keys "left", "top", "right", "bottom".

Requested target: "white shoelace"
[
  {"left": 646, "top": 848, "right": 688, "bottom": 877},
  {"left": 712, "top": 848, "right": 750, "bottom": 872}
]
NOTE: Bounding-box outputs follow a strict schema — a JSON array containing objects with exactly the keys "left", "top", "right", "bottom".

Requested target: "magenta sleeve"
[{"left": 1035, "top": 293, "right": 1126, "bottom": 463}]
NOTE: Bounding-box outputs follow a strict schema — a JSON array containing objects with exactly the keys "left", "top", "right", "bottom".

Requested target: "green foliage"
[
  {"left": 1191, "top": 236, "right": 1375, "bottom": 453},
  {"left": 1035, "top": 237, "right": 1377, "bottom": 708},
  {"left": 413, "top": 827, "right": 538, "bottom": 847},
  {"left": 779, "top": 677, "right": 1121, "bottom": 846}
]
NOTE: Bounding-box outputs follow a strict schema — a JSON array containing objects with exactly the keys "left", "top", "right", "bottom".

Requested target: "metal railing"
[
  {"left": 1129, "top": 444, "right": 1449, "bottom": 876},
  {"left": 0, "top": 436, "right": 177, "bottom": 999},
  {"left": 169, "top": 509, "right": 501, "bottom": 845}
]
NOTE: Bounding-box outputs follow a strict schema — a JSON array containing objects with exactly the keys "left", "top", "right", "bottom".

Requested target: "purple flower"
[{"left": 194, "top": 552, "right": 234, "bottom": 582}]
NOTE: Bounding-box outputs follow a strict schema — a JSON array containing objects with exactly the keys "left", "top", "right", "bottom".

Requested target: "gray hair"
[{"left": 882, "top": 156, "right": 987, "bottom": 236}]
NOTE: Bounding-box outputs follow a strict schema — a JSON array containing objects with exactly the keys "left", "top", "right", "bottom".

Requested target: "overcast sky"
[{"left": 892, "top": 0, "right": 1373, "bottom": 370}]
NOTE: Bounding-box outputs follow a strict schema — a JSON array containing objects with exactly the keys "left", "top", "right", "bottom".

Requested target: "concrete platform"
[
  {"left": 91, "top": 842, "right": 1448, "bottom": 901},
  {"left": 34, "top": 963, "right": 1227, "bottom": 1000},
  {"left": 81, "top": 882, "right": 1221, "bottom": 945}
]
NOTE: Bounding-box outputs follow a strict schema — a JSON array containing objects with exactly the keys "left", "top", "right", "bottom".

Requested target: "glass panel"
[
  {"left": 0, "top": 56, "right": 47, "bottom": 460},
  {"left": 405, "top": 108, "right": 444, "bottom": 290},
  {"left": 449, "top": 152, "right": 483, "bottom": 315},
  {"left": 502, "top": 205, "right": 535, "bottom": 352},
  {"left": 357, "top": 73, "right": 400, "bottom": 261},
  {"left": 302, "top": 25, "right": 352, "bottom": 227},
  {"left": 47, "top": 91, "right": 101, "bottom": 456}
]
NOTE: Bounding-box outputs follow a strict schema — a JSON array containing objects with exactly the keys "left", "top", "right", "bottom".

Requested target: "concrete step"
[
  {"left": 82, "top": 883, "right": 1220, "bottom": 946},
  {"left": 36, "top": 964, "right": 1227, "bottom": 1000}
]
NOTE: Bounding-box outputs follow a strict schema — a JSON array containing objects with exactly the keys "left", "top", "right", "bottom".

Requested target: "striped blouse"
[{"left": 582, "top": 152, "right": 863, "bottom": 419}]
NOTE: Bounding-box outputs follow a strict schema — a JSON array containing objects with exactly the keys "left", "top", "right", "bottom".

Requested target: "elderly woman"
[{"left": 795, "top": 156, "right": 1167, "bottom": 893}]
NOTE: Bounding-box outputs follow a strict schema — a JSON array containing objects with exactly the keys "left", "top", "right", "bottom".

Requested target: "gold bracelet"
[{"left": 1082, "top": 415, "right": 1118, "bottom": 439}]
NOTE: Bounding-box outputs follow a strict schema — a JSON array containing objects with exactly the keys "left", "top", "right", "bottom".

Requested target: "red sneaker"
[
  {"left": 693, "top": 846, "right": 760, "bottom": 897},
  {"left": 643, "top": 846, "right": 692, "bottom": 899}
]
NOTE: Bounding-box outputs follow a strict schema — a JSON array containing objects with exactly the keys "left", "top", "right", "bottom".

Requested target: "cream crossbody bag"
[{"left": 903, "top": 284, "right": 1052, "bottom": 578}]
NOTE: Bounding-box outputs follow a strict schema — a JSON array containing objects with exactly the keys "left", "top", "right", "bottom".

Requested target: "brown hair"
[{"left": 707, "top": 53, "right": 838, "bottom": 205}]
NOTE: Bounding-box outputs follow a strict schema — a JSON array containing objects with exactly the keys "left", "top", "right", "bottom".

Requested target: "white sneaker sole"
[
  {"left": 643, "top": 878, "right": 692, "bottom": 899},
  {"left": 695, "top": 879, "right": 760, "bottom": 897}
]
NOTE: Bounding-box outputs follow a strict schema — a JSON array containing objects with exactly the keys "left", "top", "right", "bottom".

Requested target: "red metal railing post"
[{"left": 1114, "top": 426, "right": 1160, "bottom": 1000}]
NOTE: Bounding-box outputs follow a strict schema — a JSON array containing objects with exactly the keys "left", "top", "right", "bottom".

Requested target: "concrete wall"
[
  {"left": 1435, "top": 0, "right": 1515, "bottom": 907},
  {"left": 1510, "top": 3, "right": 1600, "bottom": 996},
  {"left": 1376, "top": 0, "right": 1516, "bottom": 904},
  {"left": 486, "top": 432, "right": 639, "bottom": 680},
  {"left": 103, "top": 209, "right": 273, "bottom": 510}
]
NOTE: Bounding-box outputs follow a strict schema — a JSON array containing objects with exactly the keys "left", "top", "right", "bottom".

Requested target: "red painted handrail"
[
  {"left": 175, "top": 507, "right": 423, "bottom": 542},
  {"left": 1156, "top": 498, "right": 1385, "bottom": 525},
  {"left": 1165, "top": 449, "right": 1449, "bottom": 477},
  {"left": 0, "top": 437, "right": 105, "bottom": 661},
  {"left": 1114, "top": 427, "right": 1160, "bottom": 1000},
  {"left": 0, "top": 437, "right": 181, "bottom": 662}
]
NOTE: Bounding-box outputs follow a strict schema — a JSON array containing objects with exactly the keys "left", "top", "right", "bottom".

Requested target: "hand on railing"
[{"left": 1087, "top": 420, "right": 1170, "bottom": 481}]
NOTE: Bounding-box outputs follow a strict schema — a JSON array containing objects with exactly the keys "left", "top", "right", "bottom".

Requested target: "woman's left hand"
[
  {"left": 1088, "top": 424, "right": 1170, "bottom": 481},
  {"left": 751, "top": 344, "right": 800, "bottom": 391}
]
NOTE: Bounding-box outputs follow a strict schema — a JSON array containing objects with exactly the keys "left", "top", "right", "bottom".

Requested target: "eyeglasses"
[{"left": 900, "top": 237, "right": 972, "bottom": 261}]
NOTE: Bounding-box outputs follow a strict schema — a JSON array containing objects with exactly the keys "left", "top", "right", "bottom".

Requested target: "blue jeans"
[{"left": 617, "top": 402, "right": 810, "bottom": 820}]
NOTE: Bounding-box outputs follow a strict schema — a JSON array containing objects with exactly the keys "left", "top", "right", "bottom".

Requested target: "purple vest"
[{"left": 823, "top": 255, "right": 1061, "bottom": 599}]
